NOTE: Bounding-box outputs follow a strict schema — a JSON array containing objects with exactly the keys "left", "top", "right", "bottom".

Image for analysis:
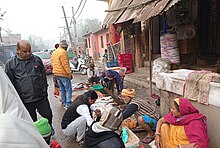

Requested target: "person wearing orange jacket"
[{"left": 51, "top": 40, "right": 72, "bottom": 109}]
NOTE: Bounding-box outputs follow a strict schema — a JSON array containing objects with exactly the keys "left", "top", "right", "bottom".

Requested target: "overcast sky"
[{"left": 0, "top": 0, "right": 108, "bottom": 41}]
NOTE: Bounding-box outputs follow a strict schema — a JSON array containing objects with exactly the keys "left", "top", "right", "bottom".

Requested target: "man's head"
[
  {"left": 59, "top": 40, "right": 68, "bottom": 50},
  {"left": 16, "top": 40, "right": 32, "bottom": 60},
  {"left": 99, "top": 106, "right": 123, "bottom": 130},
  {"left": 105, "top": 70, "right": 114, "bottom": 80},
  {"left": 121, "top": 89, "right": 136, "bottom": 103},
  {"left": 84, "top": 90, "right": 98, "bottom": 105},
  {"left": 89, "top": 63, "right": 94, "bottom": 69},
  {"left": 55, "top": 43, "right": 59, "bottom": 49}
]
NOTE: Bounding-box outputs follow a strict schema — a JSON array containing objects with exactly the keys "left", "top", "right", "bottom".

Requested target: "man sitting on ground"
[
  {"left": 61, "top": 90, "right": 99, "bottom": 146},
  {"left": 87, "top": 63, "right": 100, "bottom": 85},
  {"left": 121, "top": 89, "right": 160, "bottom": 144}
]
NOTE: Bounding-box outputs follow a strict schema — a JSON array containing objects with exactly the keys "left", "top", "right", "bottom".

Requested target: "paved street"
[
  {"left": 47, "top": 73, "right": 87, "bottom": 148},
  {"left": 47, "top": 73, "right": 152, "bottom": 148}
]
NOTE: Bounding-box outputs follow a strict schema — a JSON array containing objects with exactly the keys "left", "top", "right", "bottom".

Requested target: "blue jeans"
[{"left": 56, "top": 76, "right": 72, "bottom": 107}]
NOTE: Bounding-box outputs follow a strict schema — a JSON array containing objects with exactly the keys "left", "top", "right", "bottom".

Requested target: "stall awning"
[
  {"left": 103, "top": 0, "right": 133, "bottom": 25},
  {"left": 133, "top": 0, "right": 181, "bottom": 22},
  {"left": 115, "top": 0, "right": 148, "bottom": 24},
  {"left": 103, "top": 0, "right": 182, "bottom": 25}
]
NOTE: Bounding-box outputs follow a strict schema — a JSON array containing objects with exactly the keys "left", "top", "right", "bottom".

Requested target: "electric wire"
[
  {"left": 75, "top": 0, "right": 87, "bottom": 19},
  {"left": 70, "top": 0, "right": 83, "bottom": 25},
  {"left": 1, "top": 27, "right": 20, "bottom": 40}
]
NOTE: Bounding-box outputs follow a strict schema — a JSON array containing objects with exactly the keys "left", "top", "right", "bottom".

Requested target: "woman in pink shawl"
[{"left": 154, "top": 98, "right": 209, "bottom": 148}]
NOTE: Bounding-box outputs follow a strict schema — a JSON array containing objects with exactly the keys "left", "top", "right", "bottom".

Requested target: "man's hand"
[{"left": 69, "top": 74, "right": 73, "bottom": 80}]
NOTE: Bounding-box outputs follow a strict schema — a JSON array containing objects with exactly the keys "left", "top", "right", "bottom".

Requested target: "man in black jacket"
[
  {"left": 5, "top": 40, "right": 53, "bottom": 126},
  {"left": 61, "top": 90, "right": 99, "bottom": 146}
]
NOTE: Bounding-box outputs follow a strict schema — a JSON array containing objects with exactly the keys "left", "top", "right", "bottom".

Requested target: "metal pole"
[{"left": 61, "top": 6, "right": 74, "bottom": 48}]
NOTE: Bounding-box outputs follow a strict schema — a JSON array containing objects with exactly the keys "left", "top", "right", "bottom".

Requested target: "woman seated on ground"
[{"left": 155, "top": 98, "right": 209, "bottom": 148}]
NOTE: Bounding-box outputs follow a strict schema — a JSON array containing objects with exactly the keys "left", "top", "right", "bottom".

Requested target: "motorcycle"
[{"left": 69, "top": 57, "right": 87, "bottom": 75}]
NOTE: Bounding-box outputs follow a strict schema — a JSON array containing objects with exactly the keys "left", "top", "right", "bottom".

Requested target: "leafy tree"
[{"left": 75, "top": 18, "right": 102, "bottom": 42}]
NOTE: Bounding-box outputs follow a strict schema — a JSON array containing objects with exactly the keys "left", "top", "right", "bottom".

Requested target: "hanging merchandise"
[{"left": 160, "top": 33, "right": 180, "bottom": 64}]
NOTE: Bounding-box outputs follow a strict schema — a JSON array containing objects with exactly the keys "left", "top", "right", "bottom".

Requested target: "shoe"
[
  {"left": 63, "top": 106, "right": 67, "bottom": 110},
  {"left": 51, "top": 127, "right": 55, "bottom": 136}
]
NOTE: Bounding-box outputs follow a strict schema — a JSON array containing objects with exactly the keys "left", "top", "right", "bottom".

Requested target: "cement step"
[{"left": 124, "top": 73, "right": 150, "bottom": 88}]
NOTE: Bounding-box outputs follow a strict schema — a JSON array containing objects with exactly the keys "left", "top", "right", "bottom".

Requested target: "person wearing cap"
[
  {"left": 121, "top": 89, "right": 160, "bottom": 144},
  {"left": 5, "top": 40, "right": 53, "bottom": 127},
  {"left": 87, "top": 63, "right": 100, "bottom": 85},
  {"left": 84, "top": 106, "right": 125, "bottom": 148},
  {"left": 100, "top": 69, "right": 123, "bottom": 95},
  {"left": 34, "top": 118, "right": 61, "bottom": 148},
  {"left": 51, "top": 40, "right": 73, "bottom": 109},
  {"left": 61, "top": 90, "right": 100, "bottom": 146}
]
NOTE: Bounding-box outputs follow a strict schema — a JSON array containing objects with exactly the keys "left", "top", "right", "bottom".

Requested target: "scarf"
[{"left": 164, "top": 98, "right": 209, "bottom": 148}]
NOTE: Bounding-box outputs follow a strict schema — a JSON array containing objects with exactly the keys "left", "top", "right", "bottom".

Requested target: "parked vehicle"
[
  {"left": 32, "top": 52, "right": 52, "bottom": 74},
  {"left": 69, "top": 57, "right": 87, "bottom": 75}
]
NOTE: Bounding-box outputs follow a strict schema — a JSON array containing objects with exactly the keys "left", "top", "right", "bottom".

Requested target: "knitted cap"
[
  {"left": 59, "top": 40, "right": 68, "bottom": 48},
  {"left": 34, "top": 118, "right": 52, "bottom": 137},
  {"left": 100, "top": 106, "right": 123, "bottom": 130},
  {"left": 121, "top": 89, "right": 136, "bottom": 97}
]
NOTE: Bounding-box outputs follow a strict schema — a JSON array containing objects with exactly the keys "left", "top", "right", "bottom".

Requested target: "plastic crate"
[{"left": 118, "top": 54, "right": 132, "bottom": 60}]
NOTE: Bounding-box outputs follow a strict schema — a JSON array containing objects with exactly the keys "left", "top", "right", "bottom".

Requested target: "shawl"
[{"left": 164, "top": 98, "right": 209, "bottom": 148}]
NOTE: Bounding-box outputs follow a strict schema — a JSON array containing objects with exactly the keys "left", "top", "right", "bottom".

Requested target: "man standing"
[
  {"left": 5, "top": 40, "right": 53, "bottom": 126},
  {"left": 61, "top": 90, "right": 99, "bottom": 146},
  {"left": 51, "top": 40, "right": 72, "bottom": 109}
]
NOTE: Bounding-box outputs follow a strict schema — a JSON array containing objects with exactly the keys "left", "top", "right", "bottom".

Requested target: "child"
[{"left": 34, "top": 118, "right": 62, "bottom": 148}]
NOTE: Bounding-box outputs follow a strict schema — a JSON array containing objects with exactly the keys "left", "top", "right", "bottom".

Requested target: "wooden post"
[{"left": 148, "top": 19, "right": 153, "bottom": 95}]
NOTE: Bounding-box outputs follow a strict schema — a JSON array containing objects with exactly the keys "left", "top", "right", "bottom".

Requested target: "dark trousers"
[
  {"left": 88, "top": 76, "right": 100, "bottom": 84},
  {"left": 24, "top": 98, "right": 53, "bottom": 125}
]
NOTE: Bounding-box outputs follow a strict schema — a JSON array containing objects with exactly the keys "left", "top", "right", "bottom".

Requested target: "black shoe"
[{"left": 51, "top": 126, "right": 55, "bottom": 136}]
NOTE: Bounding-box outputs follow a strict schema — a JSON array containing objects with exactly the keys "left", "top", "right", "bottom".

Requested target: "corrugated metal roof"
[
  {"left": 103, "top": 0, "right": 182, "bottom": 25},
  {"left": 134, "top": 0, "right": 181, "bottom": 22},
  {"left": 103, "top": 0, "right": 133, "bottom": 25},
  {"left": 133, "top": 0, "right": 158, "bottom": 23},
  {"left": 115, "top": 0, "right": 147, "bottom": 24}
]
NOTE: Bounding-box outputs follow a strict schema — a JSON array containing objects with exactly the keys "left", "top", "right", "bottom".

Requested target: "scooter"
[{"left": 69, "top": 58, "right": 87, "bottom": 75}]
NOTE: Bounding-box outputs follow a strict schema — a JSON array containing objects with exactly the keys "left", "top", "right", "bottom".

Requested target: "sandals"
[{"left": 141, "top": 136, "right": 155, "bottom": 144}]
